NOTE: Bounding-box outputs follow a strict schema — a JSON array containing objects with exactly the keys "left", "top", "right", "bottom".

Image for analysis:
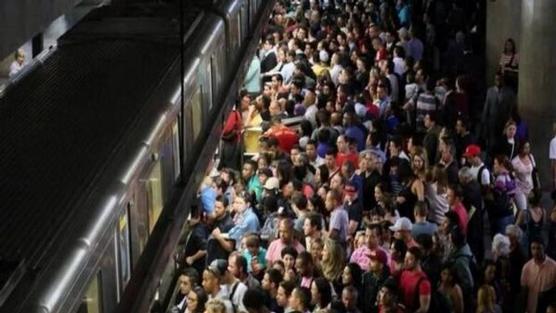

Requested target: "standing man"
[
  {"left": 481, "top": 73, "right": 516, "bottom": 155},
  {"left": 521, "top": 238, "right": 556, "bottom": 313},
  {"left": 325, "top": 189, "right": 349, "bottom": 245},
  {"left": 398, "top": 247, "right": 431, "bottom": 313}
]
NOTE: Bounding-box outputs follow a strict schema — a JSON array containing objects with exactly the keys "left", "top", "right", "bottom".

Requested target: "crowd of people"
[{"left": 172, "top": 1, "right": 556, "bottom": 313}]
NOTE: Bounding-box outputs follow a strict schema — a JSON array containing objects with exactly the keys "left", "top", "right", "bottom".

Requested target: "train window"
[
  {"left": 172, "top": 121, "right": 180, "bottom": 181},
  {"left": 78, "top": 272, "right": 103, "bottom": 313},
  {"left": 190, "top": 88, "right": 202, "bottom": 141},
  {"left": 147, "top": 160, "right": 163, "bottom": 233},
  {"left": 117, "top": 207, "right": 131, "bottom": 291}
]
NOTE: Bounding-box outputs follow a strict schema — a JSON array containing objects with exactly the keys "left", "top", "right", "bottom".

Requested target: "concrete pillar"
[
  {"left": 485, "top": 1, "right": 522, "bottom": 84},
  {"left": 519, "top": 0, "right": 556, "bottom": 189}
]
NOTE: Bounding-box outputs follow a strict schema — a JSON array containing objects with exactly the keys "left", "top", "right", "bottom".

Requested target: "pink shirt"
[
  {"left": 265, "top": 239, "right": 305, "bottom": 264},
  {"left": 521, "top": 257, "right": 556, "bottom": 313}
]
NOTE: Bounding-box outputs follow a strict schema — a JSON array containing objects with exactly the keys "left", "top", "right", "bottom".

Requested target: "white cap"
[
  {"left": 264, "top": 177, "right": 280, "bottom": 190},
  {"left": 389, "top": 217, "right": 413, "bottom": 232}
]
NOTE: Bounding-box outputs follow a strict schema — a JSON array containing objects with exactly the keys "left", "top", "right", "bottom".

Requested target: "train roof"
[{"left": 0, "top": 1, "right": 203, "bottom": 297}]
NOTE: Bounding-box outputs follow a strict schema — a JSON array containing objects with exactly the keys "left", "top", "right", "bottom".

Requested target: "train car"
[{"left": 0, "top": 0, "right": 276, "bottom": 312}]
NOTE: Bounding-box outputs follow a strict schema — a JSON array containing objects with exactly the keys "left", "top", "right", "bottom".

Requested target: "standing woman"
[
  {"left": 511, "top": 140, "right": 537, "bottom": 212},
  {"left": 395, "top": 162, "right": 425, "bottom": 221},
  {"left": 321, "top": 238, "right": 346, "bottom": 295},
  {"left": 495, "top": 120, "right": 518, "bottom": 161},
  {"left": 498, "top": 38, "right": 519, "bottom": 92},
  {"left": 438, "top": 263, "right": 465, "bottom": 313}
]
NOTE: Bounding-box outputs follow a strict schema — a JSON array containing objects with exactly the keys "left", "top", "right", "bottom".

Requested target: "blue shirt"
[
  {"left": 397, "top": 5, "right": 411, "bottom": 27},
  {"left": 228, "top": 208, "right": 260, "bottom": 248},
  {"left": 200, "top": 185, "right": 216, "bottom": 214}
]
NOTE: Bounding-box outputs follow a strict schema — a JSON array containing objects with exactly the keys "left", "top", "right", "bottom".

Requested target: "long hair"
[{"left": 321, "top": 239, "right": 345, "bottom": 282}]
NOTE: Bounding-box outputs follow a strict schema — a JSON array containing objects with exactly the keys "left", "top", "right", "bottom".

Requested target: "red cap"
[
  {"left": 463, "top": 144, "right": 481, "bottom": 158},
  {"left": 368, "top": 249, "right": 388, "bottom": 265}
]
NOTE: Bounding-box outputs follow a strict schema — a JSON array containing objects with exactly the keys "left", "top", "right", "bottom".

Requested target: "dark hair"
[
  {"left": 504, "top": 38, "right": 516, "bottom": 54},
  {"left": 308, "top": 195, "right": 326, "bottom": 215},
  {"left": 305, "top": 212, "right": 323, "bottom": 231},
  {"left": 416, "top": 233, "right": 434, "bottom": 251},
  {"left": 312, "top": 277, "right": 332, "bottom": 308},
  {"left": 447, "top": 184, "right": 463, "bottom": 199},
  {"left": 317, "top": 164, "right": 330, "bottom": 185},
  {"left": 407, "top": 246, "right": 423, "bottom": 262},
  {"left": 292, "top": 287, "right": 312, "bottom": 309},
  {"left": 215, "top": 195, "right": 229, "bottom": 207},
  {"left": 392, "top": 239, "right": 407, "bottom": 262},
  {"left": 266, "top": 268, "right": 284, "bottom": 286},
  {"left": 281, "top": 246, "right": 299, "bottom": 259},
  {"left": 243, "top": 287, "right": 268, "bottom": 313},
  {"left": 444, "top": 211, "right": 460, "bottom": 232},
  {"left": 191, "top": 286, "right": 209, "bottom": 313},
  {"left": 297, "top": 251, "right": 314, "bottom": 267},
  {"left": 180, "top": 268, "right": 200, "bottom": 287},
  {"left": 494, "top": 154, "right": 513, "bottom": 172},
  {"left": 279, "top": 280, "right": 296, "bottom": 297},
  {"left": 231, "top": 252, "right": 248, "bottom": 275},
  {"left": 344, "top": 263, "right": 362, "bottom": 288}
]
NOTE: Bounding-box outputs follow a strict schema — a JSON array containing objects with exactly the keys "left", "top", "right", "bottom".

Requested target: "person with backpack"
[
  {"left": 489, "top": 155, "right": 517, "bottom": 235},
  {"left": 446, "top": 227, "right": 477, "bottom": 312},
  {"left": 398, "top": 246, "right": 431, "bottom": 313}
]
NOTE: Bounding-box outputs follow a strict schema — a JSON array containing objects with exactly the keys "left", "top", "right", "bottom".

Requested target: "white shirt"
[
  {"left": 226, "top": 281, "right": 248, "bottom": 313},
  {"left": 280, "top": 62, "right": 295, "bottom": 84},
  {"left": 304, "top": 104, "right": 318, "bottom": 128},
  {"left": 550, "top": 136, "right": 556, "bottom": 160},
  {"left": 393, "top": 56, "right": 406, "bottom": 76},
  {"left": 469, "top": 162, "right": 491, "bottom": 186}
]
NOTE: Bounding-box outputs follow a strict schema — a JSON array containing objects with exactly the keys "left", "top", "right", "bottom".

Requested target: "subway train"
[{"left": 0, "top": 0, "right": 274, "bottom": 312}]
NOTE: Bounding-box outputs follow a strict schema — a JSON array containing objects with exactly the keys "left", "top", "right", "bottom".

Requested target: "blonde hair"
[
  {"left": 476, "top": 285, "right": 496, "bottom": 313},
  {"left": 321, "top": 239, "right": 345, "bottom": 281},
  {"left": 411, "top": 146, "right": 428, "bottom": 178},
  {"left": 205, "top": 299, "right": 227, "bottom": 313}
]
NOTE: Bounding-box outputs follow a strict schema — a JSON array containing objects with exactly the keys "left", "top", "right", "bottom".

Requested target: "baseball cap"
[
  {"left": 463, "top": 144, "right": 481, "bottom": 158},
  {"left": 389, "top": 217, "right": 413, "bottom": 232},
  {"left": 368, "top": 249, "right": 388, "bottom": 265},
  {"left": 207, "top": 259, "right": 228, "bottom": 278},
  {"left": 264, "top": 177, "right": 280, "bottom": 190}
]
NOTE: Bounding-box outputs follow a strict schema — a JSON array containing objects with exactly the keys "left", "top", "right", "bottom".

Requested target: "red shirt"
[
  {"left": 336, "top": 152, "right": 359, "bottom": 169},
  {"left": 451, "top": 202, "right": 468, "bottom": 235},
  {"left": 398, "top": 270, "right": 431, "bottom": 312},
  {"left": 222, "top": 110, "right": 242, "bottom": 142},
  {"left": 265, "top": 125, "right": 299, "bottom": 153}
]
